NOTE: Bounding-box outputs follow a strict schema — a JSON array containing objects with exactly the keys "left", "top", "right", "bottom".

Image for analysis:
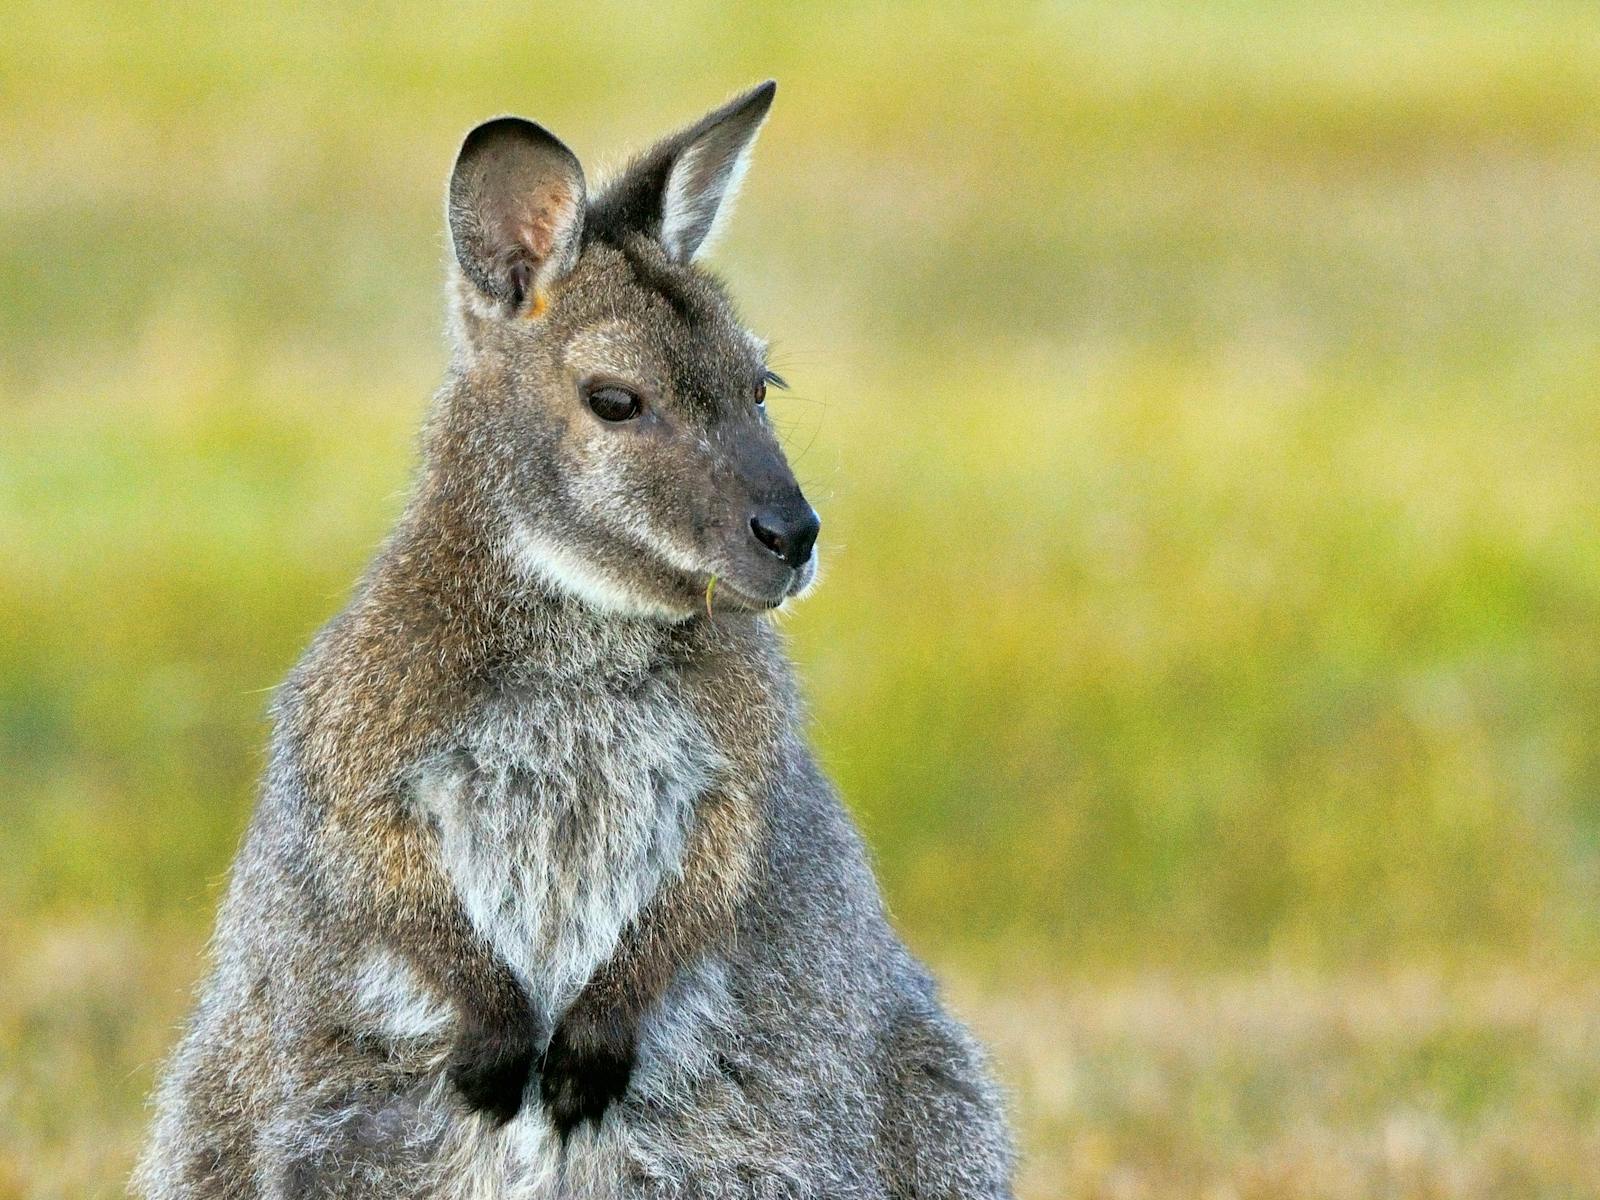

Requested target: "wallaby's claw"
[
  {"left": 539, "top": 1007, "right": 637, "bottom": 1140},
  {"left": 448, "top": 1017, "right": 543, "bottom": 1126}
]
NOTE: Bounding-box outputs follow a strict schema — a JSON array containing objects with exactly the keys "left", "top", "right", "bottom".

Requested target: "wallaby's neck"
[
  {"left": 289, "top": 473, "right": 737, "bottom": 811},
  {"left": 373, "top": 470, "right": 713, "bottom": 689}
]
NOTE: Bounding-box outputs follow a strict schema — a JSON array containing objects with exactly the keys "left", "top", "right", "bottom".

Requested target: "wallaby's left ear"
[{"left": 595, "top": 81, "right": 776, "bottom": 263}]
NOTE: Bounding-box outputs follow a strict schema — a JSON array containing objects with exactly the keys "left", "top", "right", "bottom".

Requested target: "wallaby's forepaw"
[
  {"left": 448, "top": 1015, "right": 543, "bottom": 1126},
  {"left": 540, "top": 1005, "right": 637, "bottom": 1139}
]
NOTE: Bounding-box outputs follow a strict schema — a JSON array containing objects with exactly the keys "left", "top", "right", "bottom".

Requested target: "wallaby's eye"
[
  {"left": 586, "top": 385, "right": 642, "bottom": 423},
  {"left": 756, "top": 370, "right": 786, "bottom": 406}
]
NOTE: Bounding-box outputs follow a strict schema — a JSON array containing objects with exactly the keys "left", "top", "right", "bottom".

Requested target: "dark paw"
[
  {"left": 539, "top": 1006, "right": 637, "bottom": 1139},
  {"left": 448, "top": 1016, "right": 543, "bottom": 1126}
]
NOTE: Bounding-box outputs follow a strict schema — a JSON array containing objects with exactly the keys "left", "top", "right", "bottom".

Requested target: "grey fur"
[{"left": 135, "top": 84, "right": 1015, "bottom": 1200}]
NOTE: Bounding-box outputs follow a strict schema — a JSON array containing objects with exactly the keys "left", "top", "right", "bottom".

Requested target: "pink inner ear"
[{"left": 514, "top": 185, "right": 573, "bottom": 261}]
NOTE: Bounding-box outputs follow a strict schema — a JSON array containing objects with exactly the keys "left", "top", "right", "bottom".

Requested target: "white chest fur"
[{"left": 414, "top": 669, "right": 724, "bottom": 1014}]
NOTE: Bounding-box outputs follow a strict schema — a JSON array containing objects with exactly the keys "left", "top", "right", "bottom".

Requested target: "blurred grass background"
[{"left": 4, "top": 2, "right": 1600, "bottom": 1196}]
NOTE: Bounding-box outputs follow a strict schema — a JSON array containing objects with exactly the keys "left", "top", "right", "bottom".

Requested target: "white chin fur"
[
  {"left": 506, "top": 520, "right": 687, "bottom": 622},
  {"left": 779, "top": 552, "right": 822, "bottom": 611}
]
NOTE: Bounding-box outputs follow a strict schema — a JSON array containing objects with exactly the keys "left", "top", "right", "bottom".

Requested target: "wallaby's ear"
[
  {"left": 659, "top": 81, "right": 775, "bottom": 261},
  {"left": 594, "top": 81, "right": 776, "bottom": 263},
  {"left": 448, "top": 117, "right": 586, "bottom": 313}
]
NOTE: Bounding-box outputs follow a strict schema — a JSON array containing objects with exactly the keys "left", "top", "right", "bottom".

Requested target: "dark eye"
[
  {"left": 586, "top": 385, "right": 641, "bottom": 423},
  {"left": 755, "top": 370, "right": 786, "bottom": 406}
]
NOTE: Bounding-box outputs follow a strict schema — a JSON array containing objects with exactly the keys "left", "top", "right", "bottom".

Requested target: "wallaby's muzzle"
[{"left": 717, "top": 429, "right": 820, "bottom": 606}]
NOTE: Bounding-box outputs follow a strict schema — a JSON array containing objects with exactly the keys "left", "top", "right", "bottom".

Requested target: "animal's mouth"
[
  {"left": 704, "top": 574, "right": 785, "bottom": 612},
  {"left": 785, "top": 554, "right": 820, "bottom": 600},
  {"left": 702, "top": 556, "right": 817, "bottom": 614}
]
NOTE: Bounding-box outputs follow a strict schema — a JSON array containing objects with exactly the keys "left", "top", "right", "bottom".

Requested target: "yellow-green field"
[{"left": 4, "top": 3, "right": 1600, "bottom": 1196}]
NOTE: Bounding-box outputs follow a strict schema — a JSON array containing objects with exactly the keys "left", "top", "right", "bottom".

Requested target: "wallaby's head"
[{"left": 436, "top": 81, "right": 818, "bottom": 623}]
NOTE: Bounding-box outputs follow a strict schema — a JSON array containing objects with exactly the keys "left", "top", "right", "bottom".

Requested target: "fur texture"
[{"left": 136, "top": 83, "right": 1014, "bottom": 1199}]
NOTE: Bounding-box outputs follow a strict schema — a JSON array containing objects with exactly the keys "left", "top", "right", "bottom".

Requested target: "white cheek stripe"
[
  {"left": 571, "top": 455, "right": 709, "bottom": 585},
  {"left": 506, "top": 520, "right": 682, "bottom": 621}
]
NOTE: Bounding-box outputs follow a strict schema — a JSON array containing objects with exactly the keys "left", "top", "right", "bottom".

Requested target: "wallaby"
[{"left": 136, "top": 82, "right": 1015, "bottom": 1200}]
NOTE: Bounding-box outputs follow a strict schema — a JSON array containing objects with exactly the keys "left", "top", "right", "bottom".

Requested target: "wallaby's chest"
[{"left": 414, "top": 672, "right": 722, "bottom": 1010}]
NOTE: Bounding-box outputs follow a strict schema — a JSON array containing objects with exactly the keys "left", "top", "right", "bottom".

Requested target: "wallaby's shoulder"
[{"left": 274, "top": 491, "right": 502, "bottom": 811}]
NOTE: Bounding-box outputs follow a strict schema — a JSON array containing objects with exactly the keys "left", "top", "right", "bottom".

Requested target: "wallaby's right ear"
[{"left": 448, "top": 118, "right": 586, "bottom": 314}]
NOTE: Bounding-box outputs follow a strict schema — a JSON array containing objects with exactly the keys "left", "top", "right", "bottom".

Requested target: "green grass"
[
  {"left": 974, "top": 967, "right": 1600, "bottom": 1198},
  {"left": 4, "top": 2, "right": 1600, "bottom": 1195}
]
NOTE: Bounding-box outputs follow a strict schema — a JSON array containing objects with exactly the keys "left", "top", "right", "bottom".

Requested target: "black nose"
[{"left": 750, "top": 505, "right": 820, "bottom": 570}]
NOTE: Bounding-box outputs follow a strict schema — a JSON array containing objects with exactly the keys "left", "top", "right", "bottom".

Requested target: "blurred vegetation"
[{"left": 4, "top": 2, "right": 1600, "bottom": 1196}]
